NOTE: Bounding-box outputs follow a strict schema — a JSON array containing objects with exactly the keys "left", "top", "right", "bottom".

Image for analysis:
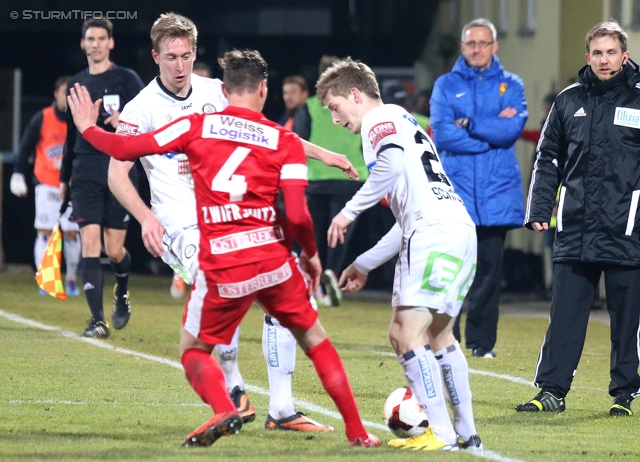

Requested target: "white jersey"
[
  {"left": 343, "top": 104, "right": 473, "bottom": 233},
  {"left": 117, "top": 74, "right": 228, "bottom": 236}
]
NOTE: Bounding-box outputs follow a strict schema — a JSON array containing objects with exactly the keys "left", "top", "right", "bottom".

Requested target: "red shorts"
[{"left": 182, "top": 256, "right": 318, "bottom": 345}]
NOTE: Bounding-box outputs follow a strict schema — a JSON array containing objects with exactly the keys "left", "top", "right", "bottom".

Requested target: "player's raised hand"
[
  {"left": 327, "top": 212, "right": 352, "bottom": 248},
  {"left": 67, "top": 82, "right": 101, "bottom": 133},
  {"left": 338, "top": 264, "right": 367, "bottom": 293}
]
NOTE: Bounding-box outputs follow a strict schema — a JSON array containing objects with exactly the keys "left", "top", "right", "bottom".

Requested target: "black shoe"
[
  {"left": 459, "top": 434, "right": 483, "bottom": 451},
  {"left": 471, "top": 347, "right": 496, "bottom": 358},
  {"left": 112, "top": 284, "right": 131, "bottom": 330},
  {"left": 81, "top": 318, "right": 110, "bottom": 339},
  {"left": 229, "top": 386, "right": 256, "bottom": 423},
  {"left": 610, "top": 395, "right": 633, "bottom": 416},
  {"left": 515, "top": 391, "right": 565, "bottom": 412}
]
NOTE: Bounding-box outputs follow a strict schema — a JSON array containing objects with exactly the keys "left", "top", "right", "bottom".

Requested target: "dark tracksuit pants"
[
  {"left": 535, "top": 261, "right": 640, "bottom": 399},
  {"left": 454, "top": 226, "right": 507, "bottom": 351}
]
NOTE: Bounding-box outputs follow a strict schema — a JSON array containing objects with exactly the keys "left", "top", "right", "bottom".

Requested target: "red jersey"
[{"left": 83, "top": 106, "right": 316, "bottom": 271}]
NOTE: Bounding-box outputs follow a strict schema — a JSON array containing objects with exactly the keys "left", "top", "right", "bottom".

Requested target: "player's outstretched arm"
[{"left": 300, "top": 139, "right": 359, "bottom": 180}]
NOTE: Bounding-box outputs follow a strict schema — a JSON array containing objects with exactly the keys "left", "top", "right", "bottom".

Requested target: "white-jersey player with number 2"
[
  {"left": 108, "top": 13, "right": 334, "bottom": 432},
  {"left": 319, "top": 58, "right": 483, "bottom": 451}
]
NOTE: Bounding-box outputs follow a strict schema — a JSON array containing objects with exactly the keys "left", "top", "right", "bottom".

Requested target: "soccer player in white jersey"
[
  {"left": 108, "top": 13, "right": 352, "bottom": 432},
  {"left": 317, "top": 58, "right": 483, "bottom": 451}
]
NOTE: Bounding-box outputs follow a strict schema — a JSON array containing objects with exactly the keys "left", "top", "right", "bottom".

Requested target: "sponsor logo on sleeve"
[
  {"left": 614, "top": 107, "right": 640, "bottom": 129},
  {"left": 153, "top": 119, "right": 191, "bottom": 146},
  {"left": 116, "top": 121, "right": 139, "bottom": 135},
  {"left": 203, "top": 114, "right": 279, "bottom": 150},
  {"left": 368, "top": 121, "right": 396, "bottom": 148}
]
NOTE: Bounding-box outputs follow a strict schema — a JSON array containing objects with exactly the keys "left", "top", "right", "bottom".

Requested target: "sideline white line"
[
  {"left": 0, "top": 309, "right": 523, "bottom": 462},
  {"left": 367, "top": 349, "right": 535, "bottom": 387}
]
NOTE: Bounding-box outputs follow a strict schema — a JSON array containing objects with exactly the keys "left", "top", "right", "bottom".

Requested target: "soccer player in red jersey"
[{"left": 67, "top": 49, "right": 379, "bottom": 449}]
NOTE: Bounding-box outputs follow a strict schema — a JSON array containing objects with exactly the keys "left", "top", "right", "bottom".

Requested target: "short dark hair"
[
  {"left": 54, "top": 76, "right": 70, "bottom": 92},
  {"left": 193, "top": 62, "right": 211, "bottom": 74},
  {"left": 82, "top": 18, "right": 113, "bottom": 38},
  {"left": 218, "top": 49, "right": 268, "bottom": 95},
  {"left": 283, "top": 75, "right": 308, "bottom": 93}
]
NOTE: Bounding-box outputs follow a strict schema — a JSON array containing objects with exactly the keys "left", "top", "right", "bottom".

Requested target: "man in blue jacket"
[{"left": 430, "top": 18, "right": 527, "bottom": 358}]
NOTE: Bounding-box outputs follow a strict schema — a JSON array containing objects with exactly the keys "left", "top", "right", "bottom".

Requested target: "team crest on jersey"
[
  {"left": 165, "top": 114, "right": 172, "bottom": 122},
  {"left": 202, "top": 103, "right": 216, "bottom": 113},
  {"left": 368, "top": 121, "right": 396, "bottom": 148},
  {"left": 499, "top": 82, "right": 507, "bottom": 96},
  {"left": 103, "top": 94, "right": 120, "bottom": 114},
  {"left": 116, "top": 121, "right": 139, "bottom": 135}
]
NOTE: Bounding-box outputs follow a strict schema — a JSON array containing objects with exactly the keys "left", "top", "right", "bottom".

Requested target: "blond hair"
[
  {"left": 316, "top": 57, "right": 380, "bottom": 105},
  {"left": 150, "top": 13, "right": 197, "bottom": 53},
  {"left": 585, "top": 21, "right": 628, "bottom": 53}
]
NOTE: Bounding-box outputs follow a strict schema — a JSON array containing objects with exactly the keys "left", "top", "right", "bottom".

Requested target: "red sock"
[
  {"left": 305, "top": 338, "right": 367, "bottom": 441},
  {"left": 181, "top": 348, "right": 235, "bottom": 414}
]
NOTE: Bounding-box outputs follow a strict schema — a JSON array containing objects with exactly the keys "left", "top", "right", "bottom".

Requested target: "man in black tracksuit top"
[
  {"left": 516, "top": 21, "right": 640, "bottom": 416},
  {"left": 61, "top": 18, "right": 144, "bottom": 339}
]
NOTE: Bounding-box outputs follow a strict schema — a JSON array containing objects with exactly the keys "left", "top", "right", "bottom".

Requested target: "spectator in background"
[
  {"left": 430, "top": 18, "right": 527, "bottom": 358},
  {"left": 10, "top": 75, "right": 81, "bottom": 296},
  {"left": 292, "top": 55, "right": 369, "bottom": 306},
  {"left": 193, "top": 61, "right": 211, "bottom": 78},
  {"left": 516, "top": 21, "right": 640, "bottom": 417},
  {"left": 414, "top": 87, "right": 432, "bottom": 118},
  {"left": 381, "top": 80, "right": 429, "bottom": 132},
  {"left": 61, "top": 18, "right": 144, "bottom": 338},
  {"left": 279, "top": 75, "right": 309, "bottom": 130}
]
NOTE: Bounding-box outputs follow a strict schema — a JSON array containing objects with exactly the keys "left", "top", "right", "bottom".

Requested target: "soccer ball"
[{"left": 383, "top": 386, "right": 429, "bottom": 437}]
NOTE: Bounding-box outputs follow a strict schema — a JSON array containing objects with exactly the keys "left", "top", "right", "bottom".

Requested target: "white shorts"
[
  {"left": 34, "top": 184, "right": 78, "bottom": 233},
  {"left": 392, "top": 222, "right": 476, "bottom": 317},
  {"left": 161, "top": 224, "right": 199, "bottom": 284}
]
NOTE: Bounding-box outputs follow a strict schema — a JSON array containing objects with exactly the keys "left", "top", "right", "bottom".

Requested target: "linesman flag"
[{"left": 35, "top": 223, "right": 67, "bottom": 300}]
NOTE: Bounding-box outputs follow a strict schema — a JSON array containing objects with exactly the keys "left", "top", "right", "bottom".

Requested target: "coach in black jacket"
[{"left": 517, "top": 21, "right": 640, "bottom": 416}]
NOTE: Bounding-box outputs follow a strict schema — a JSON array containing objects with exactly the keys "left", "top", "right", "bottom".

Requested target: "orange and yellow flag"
[{"left": 35, "top": 223, "right": 67, "bottom": 300}]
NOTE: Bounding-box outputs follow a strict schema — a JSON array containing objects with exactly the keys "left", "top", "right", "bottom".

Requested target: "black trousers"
[
  {"left": 535, "top": 261, "right": 640, "bottom": 399},
  {"left": 454, "top": 226, "right": 507, "bottom": 351},
  {"left": 306, "top": 181, "right": 363, "bottom": 273}
]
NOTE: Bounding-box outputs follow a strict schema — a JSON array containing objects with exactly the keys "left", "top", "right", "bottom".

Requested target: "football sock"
[
  {"left": 399, "top": 345, "right": 456, "bottom": 443},
  {"left": 434, "top": 342, "right": 477, "bottom": 441},
  {"left": 110, "top": 250, "right": 131, "bottom": 299},
  {"left": 262, "top": 316, "right": 296, "bottom": 419},
  {"left": 63, "top": 235, "right": 81, "bottom": 281},
  {"left": 216, "top": 325, "right": 245, "bottom": 392},
  {"left": 81, "top": 257, "right": 104, "bottom": 322},
  {"left": 181, "top": 348, "right": 236, "bottom": 414},
  {"left": 305, "top": 338, "right": 366, "bottom": 441},
  {"left": 34, "top": 233, "right": 49, "bottom": 269}
]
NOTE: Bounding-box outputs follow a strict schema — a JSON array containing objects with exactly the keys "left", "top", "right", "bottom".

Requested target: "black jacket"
[{"left": 526, "top": 60, "right": 640, "bottom": 265}]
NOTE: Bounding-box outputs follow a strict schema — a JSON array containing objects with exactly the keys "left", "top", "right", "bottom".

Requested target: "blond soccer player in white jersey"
[
  {"left": 318, "top": 57, "right": 483, "bottom": 452},
  {"left": 108, "top": 13, "right": 354, "bottom": 433}
]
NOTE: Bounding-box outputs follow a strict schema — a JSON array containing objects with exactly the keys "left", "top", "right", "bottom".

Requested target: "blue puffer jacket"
[{"left": 430, "top": 55, "right": 527, "bottom": 227}]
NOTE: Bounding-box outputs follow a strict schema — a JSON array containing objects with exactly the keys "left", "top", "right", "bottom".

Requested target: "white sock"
[
  {"left": 434, "top": 342, "right": 477, "bottom": 441},
  {"left": 262, "top": 315, "right": 297, "bottom": 419},
  {"left": 215, "top": 325, "right": 245, "bottom": 391},
  {"left": 63, "top": 235, "right": 81, "bottom": 281},
  {"left": 34, "top": 234, "right": 49, "bottom": 269},
  {"left": 398, "top": 345, "right": 456, "bottom": 444}
]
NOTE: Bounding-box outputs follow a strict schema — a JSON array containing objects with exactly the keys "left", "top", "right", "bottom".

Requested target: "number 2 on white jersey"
[{"left": 211, "top": 147, "right": 250, "bottom": 201}]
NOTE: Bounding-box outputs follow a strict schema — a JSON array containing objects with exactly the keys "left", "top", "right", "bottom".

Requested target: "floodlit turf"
[{"left": 0, "top": 271, "right": 637, "bottom": 461}]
